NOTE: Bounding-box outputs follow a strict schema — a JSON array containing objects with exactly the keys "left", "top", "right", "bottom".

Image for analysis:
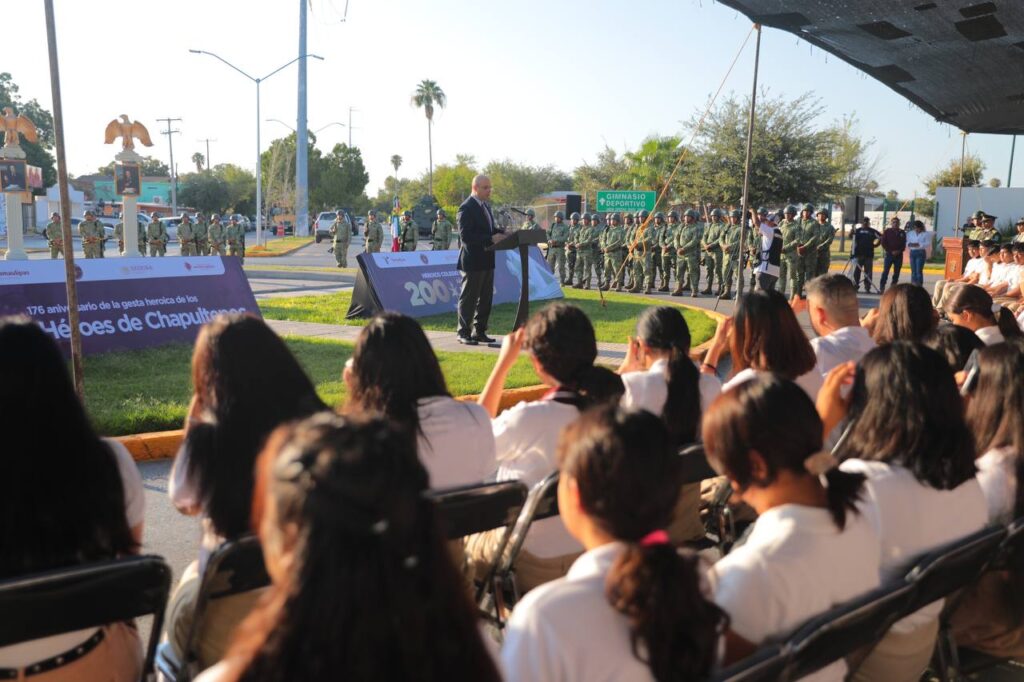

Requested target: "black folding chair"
[
  {"left": 428, "top": 480, "right": 528, "bottom": 602},
  {"left": 0, "top": 554, "right": 171, "bottom": 682},
  {"left": 679, "top": 443, "right": 718, "bottom": 484},
  {"left": 490, "top": 471, "right": 561, "bottom": 625},
  {"left": 782, "top": 581, "right": 915, "bottom": 680},
  {"left": 156, "top": 535, "right": 269, "bottom": 682},
  {"left": 711, "top": 644, "right": 789, "bottom": 682}
]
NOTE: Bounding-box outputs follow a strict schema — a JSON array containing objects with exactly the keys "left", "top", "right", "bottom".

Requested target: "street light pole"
[{"left": 188, "top": 49, "right": 323, "bottom": 246}]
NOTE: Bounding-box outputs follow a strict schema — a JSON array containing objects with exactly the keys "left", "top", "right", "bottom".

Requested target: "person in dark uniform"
[
  {"left": 456, "top": 174, "right": 503, "bottom": 345},
  {"left": 851, "top": 217, "right": 882, "bottom": 293}
]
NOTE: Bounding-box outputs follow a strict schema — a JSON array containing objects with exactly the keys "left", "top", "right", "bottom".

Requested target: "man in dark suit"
[{"left": 456, "top": 174, "right": 503, "bottom": 344}]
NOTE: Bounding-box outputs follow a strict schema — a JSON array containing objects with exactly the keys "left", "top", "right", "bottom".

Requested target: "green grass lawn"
[
  {"left": 259, "top": 288, "right": 716, "bottom": 346},
  {"left": 247, "top": 236, "right": 314, "bottom": 257},
  {"left": 83, "top": 337, "right": 538, "bottom": 436}
]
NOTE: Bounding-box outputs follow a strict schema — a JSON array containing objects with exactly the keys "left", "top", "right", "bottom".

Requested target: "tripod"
[{"left": 841, "top": 255, "right": 881, "bottom": 295}]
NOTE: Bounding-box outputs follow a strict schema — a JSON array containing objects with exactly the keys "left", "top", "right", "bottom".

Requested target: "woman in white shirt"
[
  {"left": 701, "top": 289, "right": 823, "bottom": 400},
  {"left": 343, "top": 312, "right": 496, "bottom": 489},
  {"left": 502, "top": 407, "right": 726, "bottom": 682},
  {"left": 470, "top": 303, "right": 624, "bottom": 593},
  {"left": 619, "top": 305, "right": 721, "bottom": 541},
  {"left": 944, "top": 283, "right": 1023, "bottom": 346},
  {"left": 703, "top": 375, "right": 880, "bottom": 682},
  {"left": 906, "top": 221, "right": 930, "bottom": 287},
  {"left": 0, "top": 318, "right": 145, "bottom": 681},
  {"left": 822, "top": 343, "right": 987, "bottom": 682}
]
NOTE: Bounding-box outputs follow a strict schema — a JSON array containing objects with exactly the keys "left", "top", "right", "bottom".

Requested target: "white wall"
[
  {"left": 934, "top": 186, "right": 1024, "bottom": 240},
  {"left": 34, "top": 184, "right": 86, "bottom": 227}
]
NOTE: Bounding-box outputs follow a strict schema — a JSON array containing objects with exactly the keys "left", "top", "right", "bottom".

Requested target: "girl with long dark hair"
[
  {"left": 343, "top": 312, "right": 495, "bottom": 488},
  {"left": 0, "top": 317, "right": 144, "bottom": 680},
  {"left": 821, "top": 342, "right": 987, "bottom": 681},
  {"left": 195, "top": 413, "right": 502, "bottom": 682},
  {"left": 502, "top": 406, "right": 727, "bottom": 682},
  {"left": 944, "top": 283, "right": 1023, "bottom": 346},
  {"left": 864, "top": 283, "right": 938, "bottom": 345},
  {"left": 166, "top": 314, "right": 327, "bottom": 669},
  {"left": 702, "top": 375, "right": 879, "bottom": 680},
  {"left": 470, "top": 303, "right": 624, "bottom": 593}
]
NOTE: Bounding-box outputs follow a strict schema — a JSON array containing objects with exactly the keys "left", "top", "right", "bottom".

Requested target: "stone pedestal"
[
  {"left": 3, "top": 192, "right": 25, "bottom": 260},
  {"left": 123, "top": 195, "right": 140, "bottom": 257}
]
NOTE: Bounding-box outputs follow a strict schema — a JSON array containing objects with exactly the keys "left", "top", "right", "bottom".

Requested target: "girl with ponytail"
[
  {"left": 502, "top": 406, "right": 727, "bottom": 682},
  {"left": 702, "top": 375, "right": 880, "bottom": 679},
  {"left": 469, "top": 303, "right": 624, "bottom": 594},
  {"left": 944, "top": 283, "right": 1023, "bottom": 345}
]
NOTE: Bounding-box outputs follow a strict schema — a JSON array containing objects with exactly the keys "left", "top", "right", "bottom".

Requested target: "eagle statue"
[
  {"left": 104, "top": 114, "right": 154, "bottom": 151},
  {"left": 1, "top": 107, "right": 38, "bottom": 148}
]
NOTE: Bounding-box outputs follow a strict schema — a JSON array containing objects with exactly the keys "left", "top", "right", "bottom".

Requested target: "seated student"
[
  {"left": 0, "top": 317, "right": 145, "bottom": 681},
  {"left": 167, "top": 314, "right": 328, "bottom": 670},
  {"left": 933, "top": 239, "right": 983, "bottom": 307},
  {"left": 821, "top": 343, "right": 987, "bottom": 682},
  {"left": 944, "top": 283, "right": 1024, "bottom": 346},
  {"left": 951, "top": 343, "right": 1024, "bottom": 659},
  {"left": 924, "top": 324, "right": 984, "bottom": 373},
  {"left": 982, "top": 244, "right": 1018, "bottom": 298},
  {"left": 861, "top": 283, "right": 938, "bottom": 345},
  {"left": 470, "top": 303, "right": 624, "bottom": 593},
  {"left": 703, "top": 375, "right": 880, "bottom": 682},
  {"left": 801, "top": 274, "right": 876, "bottom": 376},
  {"left": 502, "top": 407, "right": 727, "bottom": 682},
  {"left": 196, "top": 413, "right": 502, "bottom": 682},
  {"left": 994, "top": 243, "right": 1024, "bottom": 309},
  {"left": 618, "top": 306, "right": 722, "bottom": 542},
  {"left": 343, "top": 312, "right": 496, "bottom": 488},
  {"left": 702, "top": 289, "right": 823, "bottom": 400},
  {"left": 975, "top": 239, "right": 1000, "bottom": 290}
]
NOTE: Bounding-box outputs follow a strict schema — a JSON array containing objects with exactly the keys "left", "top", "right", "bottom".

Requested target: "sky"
[{"left": 4, "top": 0, "right": 1020, "bottom": 202}]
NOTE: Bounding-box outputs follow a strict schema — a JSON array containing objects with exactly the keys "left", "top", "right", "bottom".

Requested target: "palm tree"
[
  {"left": 391, "top": 154, "right": 402, "bottom": 177},
  {"left": 192, "top": 152, "right": 205, "bottom": 172},
  {"left": 410, "top": 80, "right": 446, "bottom": 197}
]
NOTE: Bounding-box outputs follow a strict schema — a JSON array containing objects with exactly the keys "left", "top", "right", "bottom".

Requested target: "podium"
[
  {"left": 487, "top": 228, "right": 547, "bottom": 330},
  {"left": 942, "top": 236, "right": 968, "bottom": 281}
]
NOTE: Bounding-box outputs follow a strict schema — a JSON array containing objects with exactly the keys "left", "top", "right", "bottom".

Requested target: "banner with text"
[
  {"left": 0, "top": 257, "right": 259, "bottom": 356},
  {"left": 346, "top": 246, "right": 563, "bottom": 319}
]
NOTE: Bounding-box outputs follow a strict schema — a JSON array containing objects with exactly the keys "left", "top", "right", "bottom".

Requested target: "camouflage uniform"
[
  {"left": 797, "top": 207, "right": 819, "bottom": 295},
  {"left": 777, "top": 208, "right": 803, "bottom": 297},
  {"left": 659, "top": 213, "right": 679, "bottom": 292},
  {"left": 574, "top": 217, "right": 598, "bottom": 289},
  {"left": 633, "top": 218, "right": 659, "bottom": 293},
  {"left": 44, "top": 219, "right": 64, "bottom": 259},
  {"left": 719, "top": 218, "right": 744, "bottom": 299},
  {"left": 622, "top": 215, "right": 637, "bottom": 289},
  {"left": 400, "top": 215, "right": 418, "bottom": 252},
  {"left": 330, "top": 216, "right": 351, "bottom": 266},
  {"left": 431, "top": 214, "right": 453, "bottom": 250},
  {"left": 208, "top": 219, "right": 226, "bottom": 256},
  {"left": 592, "top": 215, "right": 606, "bottom": 284},
  {"left": 112, "top": 221, "right": 145, "bottom": 256},
  {"left": 599, "top": 215, "right": 626, "bottom": 291},
  {"left": 193, "top": 216, "right": 210, "bottom": 255},
  {"left": 226, "top": 220, "right": 245, "bottom": 262},
  {"left": 565, "top": 214, "right": 582, "bottom": 285},
  {"left": 364, "top": 215, "right": 384, "bottom": 253},
  {"left": 545, "top": 213, "right": 570, "bottom": 284},
  {"left": 79, "top": 217, "right": 105, "bottom": 259},
  {"left": 672, "top": 211, "right": 703, "bottom": 297},
  {"left": 145, "top": 218, "right": 168, "bottom": 257},
  {"left": 178, "top": 217, "right": 197, "bottom": 256},
  {"left": 701, "top": 212, "right": 725, "bottom": 294},
  {"left": 815, "top": 211, "right": 836, "bottom": 278}
]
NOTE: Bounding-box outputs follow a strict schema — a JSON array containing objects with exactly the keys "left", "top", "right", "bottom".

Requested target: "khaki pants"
[
  {"left": 465, "top": 529, "right": 580, "bottom": 596},
  {"left": 164, "top": 560, "right": 266, "bottom": 671},
  {"left": 850, "top": 619, "right": 939, "bottom": 682},
  {"left": 9, "top": 623, "right": 142, "bottom": 682}
]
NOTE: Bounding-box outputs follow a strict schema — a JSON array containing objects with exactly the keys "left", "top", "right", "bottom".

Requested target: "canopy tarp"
[{"left": 716, "top": 0, "right": 1024, "bottom": 134}]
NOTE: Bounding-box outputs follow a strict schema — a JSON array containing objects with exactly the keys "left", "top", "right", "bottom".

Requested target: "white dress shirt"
[
  {"left": 722, "top": 366, "right": 823, "bottom": 403},
  {"left": 708, "top": 504, "right": 881, "bottom": 682},
  {"left": 620, "top": 358, "right": 723, "bottom": 418},
  {"left": 906, "top": 230, "right": 930, "bottom": 251},
  {"left": 975, "top": 325, "right": 1005, "bottom": 346},
  {"left": 811, "top": 325, "right": 876, "bottom": 377},
  {"left": 417, "top": 396, "right": 496, "bottom": 489},
  {"left": 975, "top": 446, "right": 1018, "bottom": 524}
]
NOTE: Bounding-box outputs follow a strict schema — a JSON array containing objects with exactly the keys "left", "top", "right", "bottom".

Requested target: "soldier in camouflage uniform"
[
  {"left": 599, "top": 213, "right": 625, "bottom": 291},
  {"left": 795, "top": 203, "right": 819, "bottom": 295},
  {"left": 364, "top": 210, "right": 384, "bottom": 253},
  {"left": 545, "top": 210, "right": 569, "bottom": 284},
  {"left": 672, "top": 209, "right": 703, "bottom": 297},
  {"left": 193, "top": 213, "right": 210, "bottom": 255},
  {"left": 431, "top": 209, "right": 453, "bottom": 250},
  {"left": 113, "top": 219, "right": 145, "bottom": 256},
  {"left": 330, "top": 213, "right": 352, "bottom": 266},
  {"left": 659, "top": 211, "right": 679, "bottom": 292},
  {"left": 814, "top": 208, "right": 835, "bottom": 278},
  {"left": 631, "top": 211, "right": 659, "bottom": 294},
  {"left": 178, "top": 214, "right": 196, "bottom": 256},
  {"left": 565, "top": 212, "right": 582, "bottom": 285},
  {"left": 44, "top": 212, "right": 64, "bottom": 259},
  {"left": 777, "top": 205, "right": 803, "bottom": 298},
  {"left": 79, "top": 211, "right": 105, "bottom": 259},
  {"left": 145, "top": 212, "right": 168, "bottom": 257},
  {"left": 226, "top": 216, "right": 245, "bottom": 262},
  {"left": 701, "top": 208, "right": 726, "bottom": 295},
  {"left": 573, "top": 213, "right": 594, "bottom": 289},
  {"left": 719, "top": 209, "right": 745, "bottom": 299},
  {"left": 400, "top": 211, "right": 418, "bottom": 251},
  {"left": 520, "top": 208, "right": 540, "bottom": 232},
  {"left": 208, "top": 215, "right": 226, "bottom": 256},
  {"left": 622, "top": 213, "right": 637, "bottom": 290},
  {"left": 592, "top": 214, "right": 605, "bottom": 285}
]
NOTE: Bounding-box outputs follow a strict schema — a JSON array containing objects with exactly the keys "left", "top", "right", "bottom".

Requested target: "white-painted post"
[
  {"left": 123, "top": 193, "right": 139, "bottom": 256},
  {"left": 3, "top": 192, "right": 26, "bottom": 260}
]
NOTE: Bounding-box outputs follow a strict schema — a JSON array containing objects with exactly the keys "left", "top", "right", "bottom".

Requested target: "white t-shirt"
[
  {"left": 838, "top": 459, "right": 987, "bottom": 632},
  {"left": 0, "top": 439, "right": 144, "bottom": 668},
  {"left": 976, "top": 446, "right": 1018, "bottom": 525},
  {"left": 975, "top": 325, "right": 1005, "bottom": 346},
  {"left": 708, "top": 504, "right": 881, "bottom": 682},
  {"left": 503, "top": 542, "right": 715, "bottom": 682},
  {"left": 1003, "top": 264, "right": 1022, "bottom": 293},
  {"left": 811, "top": 325, "right": 876, "bottom": 377},
  {"left": 493, "top": 398, "right": 583, "bottom": 558},
  {"left": 757, "top": 222, "right": 780, "bottom": 277},
  {"left": 417, "top": 396, "right": 496, "bottom": 489},
  {"left": 906, "top": 230, "right": 930, "bottom": 251},
  {"left": 620, "top": 358, "right": 722, "bottom": 418},
  {"left": 722, "top": 366, "right": 823, "bottom": 403},
  {"left": 978, "top": 260, "right": 997, "bottom": 287},
  {"left": 963, "top": 257, "right": 986, "bottom": 278}
]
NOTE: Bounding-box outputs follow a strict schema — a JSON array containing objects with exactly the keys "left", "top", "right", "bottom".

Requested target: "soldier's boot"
[
  {"left": 658, "top": 284, "right": 670, "bottom": 293},
  {"left": 670, "top": 287, "right": 684, "bottom": 297},
  {"left": 644, "top": 286, "right": 653, "bottom": 295},
  {"left": 719, "top": 287, "right": 732, "bottom": 300}
]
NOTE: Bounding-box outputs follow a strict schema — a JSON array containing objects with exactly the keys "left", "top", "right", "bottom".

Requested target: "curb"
[{"left": 246, "top": 239, "right": 314, "bottom": 258}]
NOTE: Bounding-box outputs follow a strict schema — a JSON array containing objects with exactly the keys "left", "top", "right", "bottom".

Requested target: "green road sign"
[{"left": 596, "top": 190, "right": 657, "bottom": 213}]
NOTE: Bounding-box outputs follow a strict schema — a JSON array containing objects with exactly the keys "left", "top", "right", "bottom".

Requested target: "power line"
[{"left": 158, "top": 117, "right": 182, "bottom": 214}]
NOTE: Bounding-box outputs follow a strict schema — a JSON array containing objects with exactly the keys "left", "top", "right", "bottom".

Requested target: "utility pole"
[
  {"left": 296, "top": 0, "right": 310, "bottom": 236},
  {"left": 348, "top": 106, "right": 359, "bottom": 147},
  {"left": 158, "top": 117, "right": 182, "bottom": 214},
  {"left": 198, "top": 137, "right": 216, "bottom": 169}
]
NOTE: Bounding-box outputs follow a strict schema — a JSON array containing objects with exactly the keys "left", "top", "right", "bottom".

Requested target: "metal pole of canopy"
[
  {"left": 954, "top": 131, "right": 967, "bottom": 237},
  {"left": 43, "top": 0, "right": 84, "bottom": 398},
  {"left": 736, "top": 24, "right": 762, "bottom": 299},
  {"left": 1008, "top": 135, "right": 1016, "bottom": 188}
]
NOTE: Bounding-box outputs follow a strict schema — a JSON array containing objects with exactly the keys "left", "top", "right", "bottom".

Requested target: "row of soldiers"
[
  {"left": 328, "top": 209, "right": 456, "bottom": 268},
  {"left": 538, "top": 203, "right": 836, "bottom": 298},
  {"left": 43, "top": 211, "right": 247, "bottom": 261}
]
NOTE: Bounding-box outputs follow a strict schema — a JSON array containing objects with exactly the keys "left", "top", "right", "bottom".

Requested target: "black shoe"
[
  {"left": 457, "top": 335, "right": 478, "bottom": 346},
  {"left": 472, "top": 334, "right": 496, "bottom": 344}
]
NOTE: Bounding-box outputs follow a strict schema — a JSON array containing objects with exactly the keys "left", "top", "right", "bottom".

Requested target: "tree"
[
  {"left": 886, "top": 189, "right": 899, "bottom": 201},
  {"left": 483, "top": 159, "right": 572, "bottom": 206},
  {"left": 311, "top": 143, "right": 369, "bottom": 211},
  {"left": 214, "top": 164, "right": 256, "bottom": 215},
  {"left": 391, "top": 154, "right": 402, "bottom": 177},
  {"left": 411, "top": 79, "right": 447, "bottom": 197},
  {"left": 826, "top": 114, "right": 881, "bottom": 197},
  {"left": 97, "top": 156, "right": 169, "bottom": 177},
  {"left": 0, "top": 73, "right": 56, "bottom": 193},
  {"left": 615, "top": 136, "right": 685, "bottom": 208},
  {"left": 573, "top": 146, "right": 629, "bottom": 207},
  {"left": 923, "top": 153, "right": 985, "bottom": 196},
  {"left": 192, "top": 152, "right": 205, "bottom": 172},
  {"left": 989, "top": 177, "right": 1002, "bottom": 188},
  {"left": 177, "top": 173, "right": 229, "bottom": 213},
  {"left": 431, "top": 155, "right": 478, "bottom": 208}
]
